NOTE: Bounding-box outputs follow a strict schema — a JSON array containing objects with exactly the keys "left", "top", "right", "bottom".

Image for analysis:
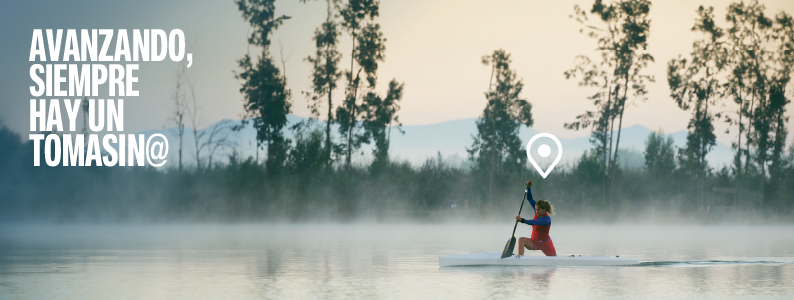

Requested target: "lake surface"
[{"left": 1, "top": 223, "right": 793, "bottom": 299}]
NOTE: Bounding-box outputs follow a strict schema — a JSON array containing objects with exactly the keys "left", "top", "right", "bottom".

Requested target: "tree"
[
  {"left": 643, "top": 130, "right": 676, "bottom": 179},
  {"left": 724, "top": 0, "right": 767, "bottom": 178},
  {"left": 758, "top": 10, "right": 793, "bottom": 204},
  {"left": 782, "top": 144, "right": 794, "bottom": 211},
  {"left": 468, "top": 49, "right": 533, "bottom": 204},
  {"left": 234, "top": 0, "right": 293, "bottom": 175},
  {"left": 288, "top": 123, "right": 326, "bottom": 179},
  {"left": 304, "top": 0, "right": 342, "bottom": 167},
  {"left": 197, "top": 120, "right": 237, "bottom": 169},
  {"left": 287, "top": 122, "right": 326, "bottom": 218},
  {"left": 565, "top": 0, "right": 654, "bottom": 206},
  {"left": 363, "top": 79, "right": 404, "bottom": 172},
  {"left": 168, "top": 66, "right": 188, "bottom": 171},
  {"left": 667, "top": 6, "right": 726, "bottom": 207},
  {"left": 186, "top": 72, "right": 204, "bottom": 169},
  {"left": 336, "top": 0, "right": 385, "bottom": 168},
  {"left": 756, "top": 81, "right": 791, "bottom": 203},
  {"left": 724, "top": 0, "right": 794, "bottom": 203}
]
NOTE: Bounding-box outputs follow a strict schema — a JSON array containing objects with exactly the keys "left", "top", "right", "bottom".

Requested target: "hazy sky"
[{"left": 1, "top": 0, "right": 793, "bottom": 147}]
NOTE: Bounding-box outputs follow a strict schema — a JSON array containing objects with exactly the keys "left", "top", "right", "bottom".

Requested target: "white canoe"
[{"left": 439, "top": 252, "right": 639, "bottom": 267}]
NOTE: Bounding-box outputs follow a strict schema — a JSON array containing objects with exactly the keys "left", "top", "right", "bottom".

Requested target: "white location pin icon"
[{"left": 526, "top": 133, "right": 563, "bottom": 179}]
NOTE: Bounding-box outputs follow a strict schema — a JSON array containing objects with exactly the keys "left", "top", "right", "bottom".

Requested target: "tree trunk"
[
  {"left": 179, "top": 137, "right": 183, "bottom": 171},
  {"left": 737, "top": 89, "right": 744, "bottom": 177},
  {"left": 346, "top": 124, "right": 352, "bottom": 168},
  {"left": 699, "top": 99, "right": 706, "bottom": 210},
  {"left": 610, "top": 104, "right": 625, "bottom": 208},
  {"left": 601, "top": 84, "right": 612, "bottom": 205},
  {"left": 194, "top": 128, "right": 201, "bottom": 170},
  {"left": 345, "top": 33, "right": 359, "bottom": 169},
  {"left": 745, "top": 93, "right": 754, "bottom": 175},
  {"left": 324, "top": 0, "right": 334, "bottom": 169},
  {"left": 608, "top": 75, "right": 630, "bottom": 207},
  {"left": 326, "top": 73, "right": 333, "bottom": 166}
]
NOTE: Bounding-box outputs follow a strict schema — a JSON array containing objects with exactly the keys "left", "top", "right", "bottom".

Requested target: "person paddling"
[{"left": 513, "top": 180, "right": 557, "bottom": 257}]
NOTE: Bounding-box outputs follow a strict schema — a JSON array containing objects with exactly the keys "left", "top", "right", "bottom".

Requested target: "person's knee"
[{"left": 519, "top": 238, "right": 534, "bottom": 249}]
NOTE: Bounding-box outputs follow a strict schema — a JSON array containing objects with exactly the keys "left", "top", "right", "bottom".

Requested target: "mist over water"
[{"left": 1, "top": 223, "right": 793, "bottom": 299}]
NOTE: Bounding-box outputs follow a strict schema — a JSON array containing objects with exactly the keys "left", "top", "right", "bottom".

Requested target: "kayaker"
[{"left": 514, "top": 180, "right": 557, "bottom": 257}]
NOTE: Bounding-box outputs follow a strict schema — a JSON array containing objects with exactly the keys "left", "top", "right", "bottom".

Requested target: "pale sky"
[{"left": 2, "top": 0, "right": 793, "bottom": 148}]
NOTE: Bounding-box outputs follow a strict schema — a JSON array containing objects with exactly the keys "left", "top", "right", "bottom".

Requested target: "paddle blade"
[{"left": 501, "top": 236, "right": 516, "bottom": 259}]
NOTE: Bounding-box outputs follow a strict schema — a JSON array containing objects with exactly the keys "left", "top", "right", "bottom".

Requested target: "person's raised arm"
[{"left": 525, "top": 180, "right": 536, "bottom": 214}]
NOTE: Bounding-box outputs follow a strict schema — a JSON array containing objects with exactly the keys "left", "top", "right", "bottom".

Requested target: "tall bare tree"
[{"left": 169, "top": 65, "right": 189, "bottom": 171}]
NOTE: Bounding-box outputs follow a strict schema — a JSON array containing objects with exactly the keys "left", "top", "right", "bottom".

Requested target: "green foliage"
[
  {"left": 575, "top": 149, "right": 605, "bottom": 186},
  {"left": 413, "top": 155, "right": 456, "bottom": 212},
  {"left": 4, "top": 119, "right": 794, "bottom": 221},
  {"left": 722, "top": 0, "right": 793, "bottom": 203},
  {"left": 355, "top": 23, "right": 386, "bottom": 87},
  {"left": 756, "top": 83, "right": 790, "bottom": 201},
  {"left": 666, "top": 6, "right": 724, "bottom": 161},
  {"left": 469, "top": 49, "right": 533, "bottom": 204},
  {"left": 643, "top": 130, "right": 676, "bottom": 179},
  {"left": 336, "top": 0, "right": 387, "bottom": 168},
  {"left": 236, "top": 50, "right": 292, "bottom": 175},
  {"left": 235, "top": 0, "right": 293, "bottom": 175},
  {"left": 340, "top": 0, "right": 379, "bottom": 36},
  {"left": 235, "top": 0, "right": 291, "bottom": 47},
  {"left": 666, "top": 6, "right": 726, "bottom": 206},
  {"left": 306, "top": 22, "right": 342, "bottom": 107},
  {"left": 566, "top": 0, "right": 655, "bottom": 206},
  {"left": 364, "top": 79, "right": 404, "bottom": 172},
  {"left": 305, "top": 0, "right": 343, "bottom": 166},
  {"left": 288, "top": 124, "right": 325, "bottom": 180}
]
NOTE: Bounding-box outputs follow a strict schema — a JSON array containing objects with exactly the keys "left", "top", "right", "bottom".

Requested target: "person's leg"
[
  {"left": 537, "top": 239, "right": 557, "bottom": 256},
  {"left": 517, "top": 237, "right": 535, "bottom": 255}
]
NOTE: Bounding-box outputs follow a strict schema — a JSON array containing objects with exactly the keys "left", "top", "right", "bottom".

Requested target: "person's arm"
[
  {"left": 521, "top": 215, "right": 551, "bottom": 226},
  {"left": 526, "top": 187, "right": 537, "bottom": 215}
]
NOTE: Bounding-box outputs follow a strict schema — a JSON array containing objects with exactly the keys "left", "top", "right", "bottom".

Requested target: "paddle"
[{"left": 501, "top": 183, "right": 529, "bottom": 259}]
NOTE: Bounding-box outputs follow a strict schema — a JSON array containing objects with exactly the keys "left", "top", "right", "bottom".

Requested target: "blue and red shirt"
[{"left": 520, "top": 187, "right": 551, "bottom": 241}]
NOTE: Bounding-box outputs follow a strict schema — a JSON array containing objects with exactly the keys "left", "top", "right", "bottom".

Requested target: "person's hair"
[{"left": 536, "top": 200, "right": 554, "bottom": 215}]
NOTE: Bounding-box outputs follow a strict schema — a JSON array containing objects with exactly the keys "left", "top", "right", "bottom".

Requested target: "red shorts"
[{"left": 532, "top": 238, "right": 556, "bottom": 256}]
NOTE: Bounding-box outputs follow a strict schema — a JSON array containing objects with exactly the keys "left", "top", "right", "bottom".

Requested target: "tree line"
[{"left": 1, "top": 0, "right": 793, "bottom": 222}]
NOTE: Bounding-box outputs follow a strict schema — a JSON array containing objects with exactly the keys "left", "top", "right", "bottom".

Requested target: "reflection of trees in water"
[
  {"left": 529, "top": 267, "right": 557, "bottom": 293},
  {"left": 252, "top": 248, "right": 283, "bottom": 296},
  {"left": 682, "top": 264, "right": 787, "bottom": 295},
  {"left": 439, "top": 266, "right": 557, "bottom": 298},
  {"left": 250, "top": 244, "right": 386, "bottom": 299},
  {"left": 2, "top": 225, "right": 794, "bottom": 298}
]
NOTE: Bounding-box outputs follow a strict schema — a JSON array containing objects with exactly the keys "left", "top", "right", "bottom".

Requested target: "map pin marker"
[{"left": 526, "top": 133, "right": 563, "bottom": 179}]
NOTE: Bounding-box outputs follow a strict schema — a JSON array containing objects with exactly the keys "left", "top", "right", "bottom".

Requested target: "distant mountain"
[{"left": 137, "top": 115, "right": 734, "bottom": 170}]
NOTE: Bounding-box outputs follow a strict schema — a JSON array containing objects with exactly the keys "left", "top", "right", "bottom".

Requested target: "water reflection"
[
  {"left": 0, "top": 224, "right": 793, "bottom": 299},
  {"left": 440, "top": 266, "right": 557, "bottom": 297}
]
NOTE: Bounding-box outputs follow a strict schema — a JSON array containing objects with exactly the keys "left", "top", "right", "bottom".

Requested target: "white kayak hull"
[{"left": 439, "top": 252, "right": 639, "bottom": 267}]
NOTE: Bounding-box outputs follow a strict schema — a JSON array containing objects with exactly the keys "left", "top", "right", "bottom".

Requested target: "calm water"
[{"left": 1, "top": 223, "right": 793, "bottom": 299}]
